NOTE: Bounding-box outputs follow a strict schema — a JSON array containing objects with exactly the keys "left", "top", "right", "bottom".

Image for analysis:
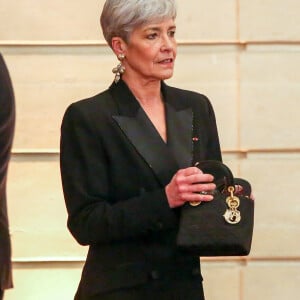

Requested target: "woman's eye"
[
  {"left": 147, "top": 33, "right": 157, "bottom": 40},
  {"left": 168, "top": 30, "right": 176, "bottom": 37}
]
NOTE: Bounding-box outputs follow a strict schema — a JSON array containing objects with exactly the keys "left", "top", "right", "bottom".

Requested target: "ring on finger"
[{"left": 199, "top": 191, "right": 208, "bottom": 195}]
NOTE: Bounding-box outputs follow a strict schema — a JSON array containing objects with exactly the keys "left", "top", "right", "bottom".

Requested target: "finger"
[
  {"left": 184, "top": 173, "right": 214, "bottom": 185},
  {"left": 190, "top": 182, "right": 216, "bottom": 193},
  {"left": 183, "top": 192, "right": 214, "bottom": 202},
  {"left": 179, "top": 166, "right": 203, "bottom": 176},
  {"left": 178, "top": 182, "right": 216, "bottom": 194},
  {"left": 177, "top": 180, "right": 216, "bottom": 194}
]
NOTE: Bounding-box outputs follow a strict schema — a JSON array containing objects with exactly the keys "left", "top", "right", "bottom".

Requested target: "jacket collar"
[{"left": 109, "top": 80, "right": 193, "bottom": 186}]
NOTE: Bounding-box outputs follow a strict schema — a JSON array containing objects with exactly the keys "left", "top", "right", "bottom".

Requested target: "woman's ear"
[{"left": 111, "top": 37, "right": 127, "bottom": 57}]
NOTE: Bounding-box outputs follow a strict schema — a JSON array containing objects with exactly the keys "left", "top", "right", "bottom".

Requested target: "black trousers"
[
  {"left": 0, "top": 290, "right": 3, "bottom": 300},
  {"left": 75, "top": 276, "right": 205, "bottom": 300}
]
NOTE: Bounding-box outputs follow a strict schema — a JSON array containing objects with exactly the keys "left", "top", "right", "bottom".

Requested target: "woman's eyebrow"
[{"left": 144, "top": 25, "right": 176, "bottom": 32}]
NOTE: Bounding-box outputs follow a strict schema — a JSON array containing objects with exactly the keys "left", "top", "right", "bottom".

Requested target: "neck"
[{"left": 122, "top": 75, "right": 162, "bottom": 105}]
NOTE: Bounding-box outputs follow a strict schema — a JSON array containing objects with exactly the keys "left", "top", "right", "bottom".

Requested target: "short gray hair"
[{"left": 100, "top": 0, "right": 177, "bottom": 47}]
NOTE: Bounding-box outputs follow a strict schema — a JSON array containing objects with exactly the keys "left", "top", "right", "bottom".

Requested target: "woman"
[{"left": 60, "top": 0, "right": 222, "bottom": 299}]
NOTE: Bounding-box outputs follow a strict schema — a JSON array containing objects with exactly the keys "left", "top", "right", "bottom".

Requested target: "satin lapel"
[
  {"left": 113, "top": 110, "right": 179, "bottom": 186},
  {"left": 166, "top": 103, "right": 193, "bottom": 169},
  {"left": 110, "top": 80, "right": 179, "bottom": 186}
]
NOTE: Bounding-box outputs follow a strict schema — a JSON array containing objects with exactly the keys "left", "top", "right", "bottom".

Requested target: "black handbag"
[{"left": 176, "top": 160, "right": 254, "bottom": 256}]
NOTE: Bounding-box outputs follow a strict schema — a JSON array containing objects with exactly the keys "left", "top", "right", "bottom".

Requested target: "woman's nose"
[{"left": 161, "top": 36, "right": 174, "bottom": 51}]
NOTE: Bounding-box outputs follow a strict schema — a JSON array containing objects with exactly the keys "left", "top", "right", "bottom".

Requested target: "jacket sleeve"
[
  {"left": 0, "top": 54, "right": 15, "bottom": 189},
  {"left": 60, "top": 103, "right": 178, "bottom": 246}
]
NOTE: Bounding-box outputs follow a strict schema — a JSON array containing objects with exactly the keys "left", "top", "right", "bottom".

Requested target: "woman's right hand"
[{"left": 165, "top": 167, "right": 216, "bottom": 208}]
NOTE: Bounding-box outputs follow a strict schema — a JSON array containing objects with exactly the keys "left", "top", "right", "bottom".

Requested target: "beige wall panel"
[
  {"left": 240, "top": 155, "right": 300, "bottom": 257},
  {"left": 5, "top": 262, "right": 83, "bottom": 300},
  {"left": 0, "top": 0, "right": 236, "bottom": 42},
  {"left": 169, "top": 46, "right": 239, "bottom": 150},
  {"left": 176, "top": 0, "right": 237, "bottom": 40},
  {"left": 243, "top": 263, "right": 300, "bottom": 300},
  {"left": 240, "top": 0, "right": 300, "bottom": 41},
  {"left": 0, "top": 0, "right": 104, "bottom": 41},
  {"left": 2, "top": 48, "right": 115, "bottom": 150},
  {"left": 201, "top": 261, "right": 241, "bottom": 300},
  {"left": 240, "top": 46, "right": 300, "bottom": 150},
  {"left": 7, "top": 156, "right": 87, "bottom": 259}
]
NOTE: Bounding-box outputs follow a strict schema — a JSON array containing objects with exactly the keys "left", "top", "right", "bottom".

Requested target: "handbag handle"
[
  {"left": 195, "top": 160, "right": 252, "bottom": 197},
  {"left": 195, "top": 160, "right": 234, "bottom": 189}
]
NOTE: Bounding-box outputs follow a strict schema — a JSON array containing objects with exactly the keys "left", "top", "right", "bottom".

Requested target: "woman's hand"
[{"left": 165, "top": 167, "right": 216, "bottom": 208}]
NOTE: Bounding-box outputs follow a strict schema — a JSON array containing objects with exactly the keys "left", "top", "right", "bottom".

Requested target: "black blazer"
[
  {"left": 0, "top": 53, "right": 15, "bottom": 290},
  {"left": 60, "top": 80, "right": 221, "bottom": 297}
]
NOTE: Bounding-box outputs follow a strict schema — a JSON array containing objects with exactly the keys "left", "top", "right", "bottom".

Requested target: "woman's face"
[{"left": 122, "top": 18, "right": 177, "bottom": 82}]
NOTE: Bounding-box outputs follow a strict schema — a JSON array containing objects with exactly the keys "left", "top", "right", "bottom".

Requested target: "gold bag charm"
[{"left": 223, "top": 186, "right": 241, "bottom": 224}]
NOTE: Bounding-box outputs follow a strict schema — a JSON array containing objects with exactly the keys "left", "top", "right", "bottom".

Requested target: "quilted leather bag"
[{"left": 176, "top": 160, "right": 254, "bottom": 256}]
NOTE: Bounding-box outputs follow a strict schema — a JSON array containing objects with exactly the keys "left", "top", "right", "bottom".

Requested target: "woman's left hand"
[{"left": 165, "top": 166, "right": 216, "bottom": 208}]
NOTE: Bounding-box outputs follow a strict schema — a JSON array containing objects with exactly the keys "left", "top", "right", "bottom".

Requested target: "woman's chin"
[{"left": 158, "top": 70, "right": 174, "bottom": 80}]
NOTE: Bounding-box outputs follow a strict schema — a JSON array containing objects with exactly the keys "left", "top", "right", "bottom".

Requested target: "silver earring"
[{"left": 112, "top": 54, "right": 125, "bottom": 83}]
